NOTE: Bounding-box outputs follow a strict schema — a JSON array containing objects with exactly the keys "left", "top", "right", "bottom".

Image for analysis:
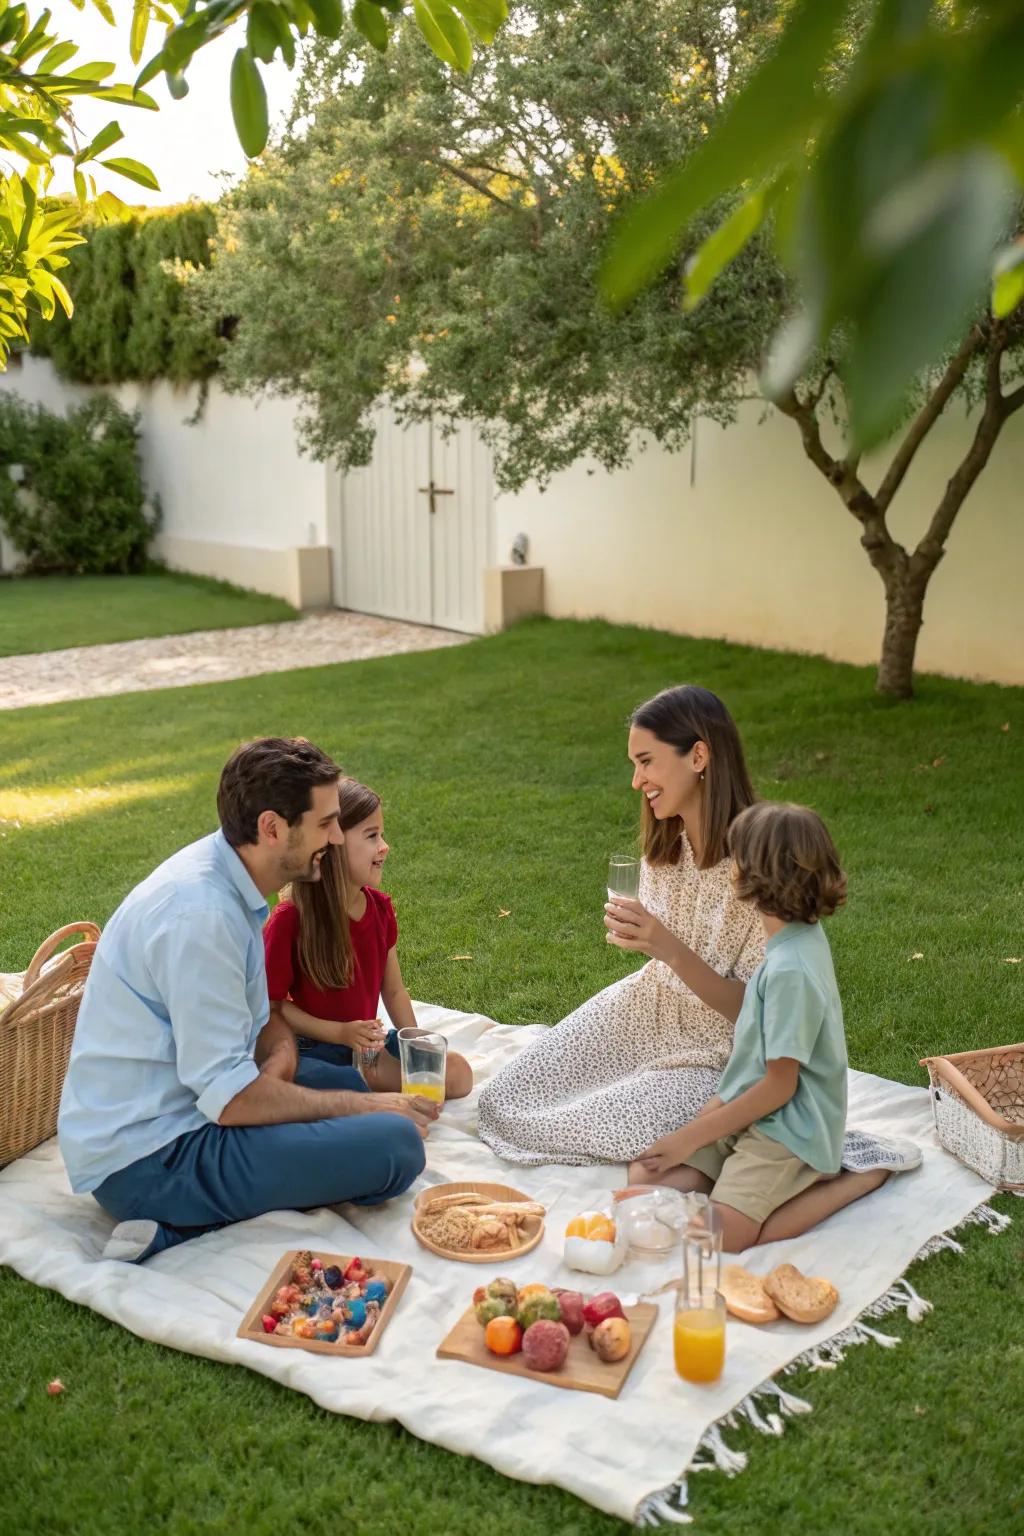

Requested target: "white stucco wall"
[
  {"left": 494, "top": 396, "right": 1024, "bottom": 686},
  {"left": 0, "top": 356, "right": 330, "bottom": 604}
]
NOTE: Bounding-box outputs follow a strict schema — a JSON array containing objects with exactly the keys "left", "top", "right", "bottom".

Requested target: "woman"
[{"left": 477, "top": 685, "right": 765, "bottom": 1165}]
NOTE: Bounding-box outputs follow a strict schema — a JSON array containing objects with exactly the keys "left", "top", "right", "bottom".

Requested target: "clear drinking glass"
[
  {"left": 607, "top": 854, "right": 641, "bottom": 902},
  {"left": 397, "top": 1028, "right": 447, "bottom": 1105},
  {"left": 674, "top": 1205, "right": 726, "bottom": 1384},
  {"left": 673, "top": 1285, "right": 727, "bottom": 1384}
]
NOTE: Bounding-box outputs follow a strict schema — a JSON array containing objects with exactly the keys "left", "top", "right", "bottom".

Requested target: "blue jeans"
[
  {"left": 93, "top": 1058, "right": 424, "bottom": 1258},
  {"left": 298, "top": 1027, "right": 403, "bottom": 1070}
]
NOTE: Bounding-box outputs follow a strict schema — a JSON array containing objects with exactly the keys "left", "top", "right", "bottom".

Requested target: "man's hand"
[
  {"left": 356, "top": 1091, "right": 441, "bottom": 1137},
  {"left": 338, "top": 1017, "right": 387, "bottom": 1051},
  {"left": 635, "top": 1127, "right": 696, "bottom": 1176},
  {"left": 604, "top": 897, "right": 674, "bottom": 962}
]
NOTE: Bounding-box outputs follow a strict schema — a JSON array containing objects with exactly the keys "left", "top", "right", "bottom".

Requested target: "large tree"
[{"left": 204, "top": 0, "right": 1024, "bottom": 698}]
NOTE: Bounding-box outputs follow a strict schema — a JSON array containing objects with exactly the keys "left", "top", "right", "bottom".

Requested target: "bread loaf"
[
  {"left": 720, "top": 1265, "right": 781, "bottom": 1324},
  {"left": 763, "top": 1263, "right": 839, "bottom": 1324}
]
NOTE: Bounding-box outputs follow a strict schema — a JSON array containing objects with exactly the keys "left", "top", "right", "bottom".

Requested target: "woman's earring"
[{"left": 699, "top": 770, "right": 706, "bottom": 782}]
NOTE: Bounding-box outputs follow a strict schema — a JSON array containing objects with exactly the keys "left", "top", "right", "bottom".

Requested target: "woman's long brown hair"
[
  {"left": 286, "top": 778, "right": 382, "bottom": 992},
  {"left": 631, "top": 686, "right": 756, "bottom": 870}
]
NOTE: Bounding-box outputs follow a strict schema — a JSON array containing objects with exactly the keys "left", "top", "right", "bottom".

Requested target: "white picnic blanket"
[{"left": 0, "top": 1005, "right": 998, "bottom": 1523}]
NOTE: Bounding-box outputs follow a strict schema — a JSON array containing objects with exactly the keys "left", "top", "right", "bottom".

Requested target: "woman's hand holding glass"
[{"left": 604, "top": 896, "right": 675, "bottom": 963}]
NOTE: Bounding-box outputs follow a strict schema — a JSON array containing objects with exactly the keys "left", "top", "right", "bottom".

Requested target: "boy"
[{"left": 629, "top": 801, "right": 915, "bottom": 1252}]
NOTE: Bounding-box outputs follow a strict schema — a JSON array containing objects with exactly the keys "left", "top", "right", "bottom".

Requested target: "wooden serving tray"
[
  {"left": 237, "top": 1249, "right": 411, "bottom": 1358},
  {"left": 437, "top": 1299, "right": 658, "bottom": 1398},
  {"left": 412, "top": 1181, "right": 545, "bottom": 1263}
]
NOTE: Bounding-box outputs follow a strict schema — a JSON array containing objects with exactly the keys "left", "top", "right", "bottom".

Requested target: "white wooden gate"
[{"left": 335, "top": 404, "right": 493, "bottom": 634}]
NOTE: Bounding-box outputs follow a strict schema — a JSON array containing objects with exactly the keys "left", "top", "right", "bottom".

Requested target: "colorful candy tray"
[{"left": 237, "top": 1249, "right": 412, "bottom": 1358}]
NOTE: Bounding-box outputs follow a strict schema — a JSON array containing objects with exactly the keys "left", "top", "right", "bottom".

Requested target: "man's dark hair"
[{"left": 217, "top": 737, "right": 342, "bottom": 848}]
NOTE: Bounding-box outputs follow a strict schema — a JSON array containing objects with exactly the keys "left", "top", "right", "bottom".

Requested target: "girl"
[
  {"left": 476, "top": 685, "right": 765, "bottom": 1164},
  {"left": 263, "top": 778, "right": 473, "bottom": 1099}
]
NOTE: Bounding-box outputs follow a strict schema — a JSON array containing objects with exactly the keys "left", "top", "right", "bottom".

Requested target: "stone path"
[{"left": 0, "top": 611, "right": 472, "bottom": 711}]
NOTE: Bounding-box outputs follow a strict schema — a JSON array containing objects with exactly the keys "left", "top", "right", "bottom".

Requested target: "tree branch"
[
  {"left": 428, "top": 155, "right": 522, "bottom": 213},
  {"left": 776, "top": 384, "right": 904, "bottom": 580},
  {"left": 874, "top": 323, "right": 987, "bottom": 515},
  {"left": 1001, "top": 379, "right": 1024, "bottom": 416},
  {"left": 910, "top": 326, "right": 1012, "bottom": 576}
]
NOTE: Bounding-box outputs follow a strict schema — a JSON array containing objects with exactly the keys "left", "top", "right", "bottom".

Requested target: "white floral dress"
[{"left": 477, "top": 837, "right": 765, "bottom": 1166}]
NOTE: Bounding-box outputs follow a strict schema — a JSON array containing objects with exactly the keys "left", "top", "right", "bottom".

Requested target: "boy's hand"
[
  {"left": 636, "top": 1128, "right": 696, "bottom": 1175},
  {"left": 604, "top": 897, "right": 673, "bottom": 962},
  {"left": 338, "top": 1018, "right": 387, "bottom": 1051}
]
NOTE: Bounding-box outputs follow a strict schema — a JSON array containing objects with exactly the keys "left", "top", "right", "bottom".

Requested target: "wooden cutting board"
[
  {"left": 237, "top": 1249, "right": 411, "bottom": 1358},
  {"left": 437, "top": 1300, "right": 659, "bottom": 1398}
]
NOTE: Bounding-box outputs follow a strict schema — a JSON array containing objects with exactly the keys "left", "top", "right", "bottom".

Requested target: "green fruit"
[
  {"left": 475, "top": 1295, "right": 516, "bottom": 1327},
  {"left": 485, "top": 1278, "right": 518, "bottom": 1306},
  {"left": 517, "top": 1293, "right": 563, "bottom": 1330}
]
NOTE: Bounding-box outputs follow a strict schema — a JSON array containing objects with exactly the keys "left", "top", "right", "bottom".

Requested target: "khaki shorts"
[{"left": 685, "top": 1126, "right": 823, "bottom": 1225}]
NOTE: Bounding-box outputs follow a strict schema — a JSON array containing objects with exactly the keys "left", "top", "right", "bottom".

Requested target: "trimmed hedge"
[{"left": 28, "top": 204, "right": 223, "bottom": 386}]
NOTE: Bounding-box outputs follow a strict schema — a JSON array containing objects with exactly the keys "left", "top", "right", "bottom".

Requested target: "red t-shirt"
[{"left": 263, "top": 888, "right": 398, "bottom": 1022}]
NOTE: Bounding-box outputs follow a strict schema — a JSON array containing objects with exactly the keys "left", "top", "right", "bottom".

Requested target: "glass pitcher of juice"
[
  {"left": 397, "top": 1028, "right": 447, "bottom": 1104},
  {"left": 674, "top": 1206, "right": 726, "bottom": 1385}
]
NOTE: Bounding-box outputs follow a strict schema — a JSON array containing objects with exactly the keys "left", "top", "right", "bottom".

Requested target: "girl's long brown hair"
[
  {"left": 287, "top": 778, "right": 382, "bottom": 992},
  {"left": 631, "top": 686, "right": 755, "bottom": 870}
]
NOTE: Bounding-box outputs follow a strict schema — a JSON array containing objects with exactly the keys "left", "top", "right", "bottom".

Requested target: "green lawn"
[
  {"left": 0, "top": 571, "right": 297, "bottom": 656},
  {"left": 0, "top": 618, "right": 1020, "bottom": 1535}
]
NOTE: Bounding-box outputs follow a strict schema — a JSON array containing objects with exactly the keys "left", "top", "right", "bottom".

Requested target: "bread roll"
[
  {"left": 763, "top": 1263, "right": 839, "bottom": 1324},
  {"left": 720, "top": 1265, "right": 781, "bottom": 1324}
]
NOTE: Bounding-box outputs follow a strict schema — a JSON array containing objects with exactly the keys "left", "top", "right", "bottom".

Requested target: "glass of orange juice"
[
  {"left": 397, "top": 1029, "right": 447, "bottom": 1104},
  {"left": 674, "top": 1285, "right": 727, "bottom": 1384}
]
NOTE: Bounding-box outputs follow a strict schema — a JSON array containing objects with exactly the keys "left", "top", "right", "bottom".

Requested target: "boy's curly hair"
[{"left": 728, "top": 802, "right": 846, "bottom": 924}]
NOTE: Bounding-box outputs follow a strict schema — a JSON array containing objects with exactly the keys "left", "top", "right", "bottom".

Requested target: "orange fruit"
[
  {"left": 564, "top": 1216, "right": 587, "bottom": 1239},
  {"left": 516, "top": 1282, "right": 551, "bottom": 1306},
  {"left": 586, "top": 1214, "right": 616, "bottom": 1242},
  {"left": 484, "top": 1315, "right": 523, "bottom": 1356}
]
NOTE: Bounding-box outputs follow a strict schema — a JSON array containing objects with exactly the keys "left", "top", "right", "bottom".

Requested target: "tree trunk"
[{"left": 876, "top": 575, "right": 927, "bottom": 699}]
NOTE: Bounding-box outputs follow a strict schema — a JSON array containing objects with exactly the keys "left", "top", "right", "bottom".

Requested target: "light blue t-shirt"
[
  {"left": 717, "top": 921, "right": 848, "bottom": 1173},
  {"left": 58, "top": 830, "right": 269, "bottom": 1194}
]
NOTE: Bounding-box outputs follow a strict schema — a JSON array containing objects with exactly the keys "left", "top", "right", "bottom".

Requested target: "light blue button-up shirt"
[{"left": 58, "top": 830, "right": 269, "bottom": 1194}]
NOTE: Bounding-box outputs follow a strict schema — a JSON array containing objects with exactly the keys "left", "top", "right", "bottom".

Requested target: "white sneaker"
[
  {"left": 842, "top": 1129, "right": 922, "bottom": 1174},
  {"left": 101, "top": 1219, "right": 160, "bottom": 1263}
]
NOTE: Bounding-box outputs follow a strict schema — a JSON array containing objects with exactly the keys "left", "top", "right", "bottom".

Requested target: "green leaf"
[
  {"left": 306, "top": 0, "right": 343, "bottom": 40},
  {"left": 452, "top": 0, "right": 506, "bottom": 43},
  {"left": 14, "top": 10, "right": 56, "bottom": 65},
  {"left": 38, "top": 41, "right": 79, "bottom": 72},
  {"left": 73, "top": 167, "right": 87, "bottom": 204},
  {"left": 14, "top": 177, "right": 37, "bottom": 259},
  {"left": 93, "top": 83, "right": 159, "bottom": 110},
  {"left": 230, "top": 46, "right": 269, "bottom": 158},
  {"left": 353, "top": 0, "right": 389, "bottom": 53},
  {"left": 90, "top": 0, "right": 115, "bottom": 24},
  {"left": 248, "top": 3, "right": 282, "bottom": 65},
  {"left": 684, "top": 186, "right": 770, "bottom": 312},
  {"left": 130, "top": 0, "right": 150, "bottom": 65},
  {"left": 845, "top": 150, "right": 1016, "bottom": 447},
  {"left": 65, "top": 60, "right": 116, "bottom": 82},
  {"left": 49, "top": 272, "right": 73, "bottom": 318},
  {"left": 76, "top": 119, "right": 123, "bottom": 165},
  {"left": 993, "top": 242, "right": 1024, "bottom": 320},
  {"left": 414, "top": 0, "right": 472, "bottom": 72},
  {"left": 601, "top": 0, "right": 854, "bottom": 306},
  {"left": 101, "top": 155, "right": 161, "bottom": 191}
]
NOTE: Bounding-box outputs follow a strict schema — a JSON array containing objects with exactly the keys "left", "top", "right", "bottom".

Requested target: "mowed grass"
[
  {"left": 0, "top": 617, "right": 1020, "bottom": 1536},
  {"left": 0, "top": 571, "right": 296, "bottom": 656}
]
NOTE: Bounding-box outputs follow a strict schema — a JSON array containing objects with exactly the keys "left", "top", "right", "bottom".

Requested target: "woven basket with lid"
[
  {"left": 0, "top": 922, "right": 100, "bottom": 1167},
  {"left": 920, "top": 1043, "right": 1024, "bottom": 1190}
]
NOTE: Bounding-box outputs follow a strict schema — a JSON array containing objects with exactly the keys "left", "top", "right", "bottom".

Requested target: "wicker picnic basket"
[
  {"left": 920, "top": 1044, "right": 1024, "bottom": 1191},
  {"left": 0, "top": 922, "right": 101, "bottom": 1168}
]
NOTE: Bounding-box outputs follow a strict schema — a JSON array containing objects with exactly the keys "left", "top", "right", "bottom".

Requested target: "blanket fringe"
[{"left": 635, "top": 1197, "right": 1010, "bottom": 1527}]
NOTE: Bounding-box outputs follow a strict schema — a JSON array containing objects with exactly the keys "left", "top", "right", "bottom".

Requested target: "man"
[{"left": 59, "top": 737, "right": 436, "bottom": 1263}]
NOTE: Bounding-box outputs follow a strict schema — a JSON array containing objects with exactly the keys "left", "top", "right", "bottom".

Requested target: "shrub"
[
  {"left": 0, "top": 393, "right": 159, "bottom": 574},
  {"left": 28, "top": 204, "right": 223, "bottom": 386}
]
